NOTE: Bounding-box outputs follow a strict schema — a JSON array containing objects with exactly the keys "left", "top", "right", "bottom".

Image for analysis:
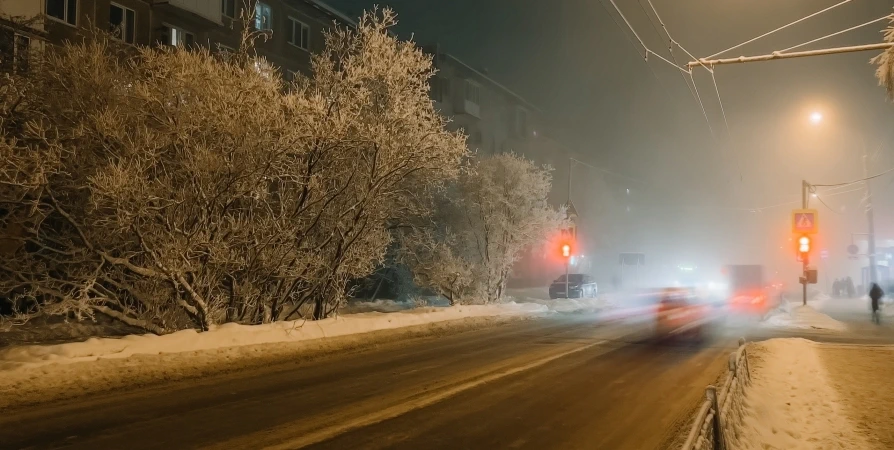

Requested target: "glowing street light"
[{"left": 809, "top": 111, "right": 823, "bottom": 125}]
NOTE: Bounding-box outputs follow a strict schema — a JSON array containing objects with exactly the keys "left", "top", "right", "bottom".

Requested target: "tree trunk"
[
  {"left": 369, "top": 273, "right": 385, "bottom": 302},
  {"left": 313, "top": 296, "right": 325, "bottom": 320}
]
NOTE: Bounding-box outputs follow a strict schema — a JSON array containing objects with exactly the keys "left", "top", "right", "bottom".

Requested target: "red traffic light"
[{"left": 561, "top": 244, "right": 571, "bottom": 258}]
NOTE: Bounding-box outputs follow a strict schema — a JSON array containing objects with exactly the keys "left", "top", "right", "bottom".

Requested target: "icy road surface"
[{"left": 0, "top": 314, "right": 734, "bottom": 450}]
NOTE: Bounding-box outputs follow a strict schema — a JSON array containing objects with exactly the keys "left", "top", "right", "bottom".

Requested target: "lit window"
[
  {"left": 168, "top": 26, "right": 194, "bottom": 47},
  {"left": 109, "top": 3, "right": 136, "bottom": 44},
  {"left": 46, "top": 0, "right": 77, "bottom": 26},
  {"left": 288, "top": 17, "right": 309, "bottom": 50},
  {"left": 255, "top": 2, "right": 272, "bottom": 31}
]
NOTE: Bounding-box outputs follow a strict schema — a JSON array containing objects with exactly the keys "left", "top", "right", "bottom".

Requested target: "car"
[
  {"left": 549, "top": 274, "right": 597, "bottom": 299},
  {"left": 655, "top": 287, "right": 710, "bottom": 341}
]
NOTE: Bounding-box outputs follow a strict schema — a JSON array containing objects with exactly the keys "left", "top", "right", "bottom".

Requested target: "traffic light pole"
[
  {"left": 565, "top": 260, "right": 570, "bottom": 299},
  {"left": 802, "top": 180, "right": 809, "bottom": 306}
]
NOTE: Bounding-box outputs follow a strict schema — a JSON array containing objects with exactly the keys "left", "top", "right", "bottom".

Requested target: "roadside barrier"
[{"left": 680, "top": 338, "right": 751, "bottom": 450}]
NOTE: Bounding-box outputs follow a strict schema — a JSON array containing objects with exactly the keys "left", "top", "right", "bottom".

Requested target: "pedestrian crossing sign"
[{"left": 792, "top": 209, "right": 818, "bottom": 234}]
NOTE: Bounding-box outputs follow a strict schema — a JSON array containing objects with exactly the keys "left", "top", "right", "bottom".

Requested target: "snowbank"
[
  {"left": 736, "top": 339, "right": 871, "bottom": 450},
  {"left": 510, "top": 296, "right": 612, "bottom": 313},
  {"left": 0, "top": 302, "right": 549, "bottom": 409},
  {"left": 761, "top": 304, "right": 847, "bottom": 332},
  {"left": 0, "top": 302, "right": 546, "bottom": 372}
]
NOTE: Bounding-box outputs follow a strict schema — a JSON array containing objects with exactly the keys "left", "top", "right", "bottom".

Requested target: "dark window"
[
  {"left": 288, "top": 17, "right": 309, "bottom": 50},
  {"left": 109, "top": 3, "right": 136, "bottom": 44},
  {"left": 0, "top": 30, "right": 30, "bottom": 74},
  {"left": 432, "top": 77, "right": 450, "bottom": 103},
  {"left": 554, "top": 274, "right": 584, "bottom": 283},
  {"left": 221, "top": 0, "right": 236, "bottom": 18},
  {"left": 47, "top": 0, "right": 77, "bottom": 25}
]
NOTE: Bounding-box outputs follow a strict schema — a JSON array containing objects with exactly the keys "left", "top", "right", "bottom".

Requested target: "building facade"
[{"left": 0, "top": 0, "right": 353, "bottom": 78}]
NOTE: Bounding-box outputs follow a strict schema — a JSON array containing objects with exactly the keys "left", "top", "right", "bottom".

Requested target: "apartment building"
[
  {"left": 426, "top": 47, "right": 575, "bottom": 208},
  {"left": 0, "top": 0, "right": 353, "bottom": 78}
]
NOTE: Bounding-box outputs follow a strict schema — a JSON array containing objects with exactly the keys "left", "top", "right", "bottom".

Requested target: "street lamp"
[{"left": 809, "top": 111, "right": 823, "bottom": 125}]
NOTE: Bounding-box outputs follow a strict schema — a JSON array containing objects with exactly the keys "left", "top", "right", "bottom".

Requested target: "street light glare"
[{"left": 810, "top": 111, "right": 823, "bottom": 124}]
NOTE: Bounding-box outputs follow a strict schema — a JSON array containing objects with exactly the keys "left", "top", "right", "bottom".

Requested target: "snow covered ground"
[
  {"left": 0, "top": 294, "right": 626, "bottom": 410},
  {"left": 737, "top": 338, "right": 871, "bottom": 449},
  {"left": 504, "top": 287, "right": 618, "bottom": 312},
  {"left": 0, "top": 303, "right": 548, "bottom": 372},
  {"left": 760, "top": 303, "right": 848, "bottom": 332},
  {"left": 738, "top": 338, "right": 894, "bottom": 449},
  {"left": 0, "top": 302, "right": 553, "bottom": 409}
]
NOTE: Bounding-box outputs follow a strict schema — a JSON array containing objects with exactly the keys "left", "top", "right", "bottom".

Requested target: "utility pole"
[
  {"left": 686, "top": 43, "right": 893, "bottom": 69},
  {"left": 802, "top": 180, "right": 809, "bottom": 306},
  {"left": 567, "top": 158, "right": 573, "bottom": 205},
  {"left": 565, "top": 258, "right": 570, "bottom": 299},
  {"left": 863, "top": 149, "right": 878, "bottom": 287}
]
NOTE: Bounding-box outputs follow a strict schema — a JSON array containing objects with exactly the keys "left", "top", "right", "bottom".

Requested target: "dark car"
[
  {"left": 549, "top": 274, "right": 597, "bottom": 299},
  {"left": 655, "top": 287, "right": 710, "bottom": 341}
]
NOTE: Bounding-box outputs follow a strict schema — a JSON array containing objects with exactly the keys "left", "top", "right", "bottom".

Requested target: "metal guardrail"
[{"left": 681, "top": 338, "right": 752, "bottom": 450}]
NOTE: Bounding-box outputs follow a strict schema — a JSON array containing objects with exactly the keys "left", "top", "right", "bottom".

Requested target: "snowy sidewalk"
[
  {"left": 738, "top": 338, "right": 894, "bottom": 449},
  {"left": 761, "top": 304, "right": 848, "bottom": 332}
]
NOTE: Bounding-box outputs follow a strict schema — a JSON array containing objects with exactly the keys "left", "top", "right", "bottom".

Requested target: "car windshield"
[{"left": 554, "top": 274, "right": 584, "bottom": 283}]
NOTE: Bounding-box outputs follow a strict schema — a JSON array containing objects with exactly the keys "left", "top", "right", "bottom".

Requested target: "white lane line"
[{"left": 227, "top": 339, "right": 609, "bottom": 450}]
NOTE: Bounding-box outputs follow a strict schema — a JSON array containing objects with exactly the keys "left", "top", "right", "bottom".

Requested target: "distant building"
[{"left": 425, "top": 46, "right": 575, "bottom": 208}]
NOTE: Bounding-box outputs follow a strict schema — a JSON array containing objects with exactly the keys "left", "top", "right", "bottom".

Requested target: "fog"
[{"left": 330, "top": 0, "right": 894, "bottom": 289}]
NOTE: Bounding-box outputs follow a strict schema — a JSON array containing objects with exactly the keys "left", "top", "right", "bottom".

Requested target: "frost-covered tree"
[
  {"left": 0, "top": 8, "right": 467, "bottom": 332},
  {"left": 873, "top": 12, "right": 894, "bottom": 100},
  {"left": 403, "top": 153, "right": 564, "bottom": 304}
]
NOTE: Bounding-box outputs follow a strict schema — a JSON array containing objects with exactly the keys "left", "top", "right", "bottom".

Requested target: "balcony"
[{"left": 162, "top": 0, "right": 222, "bottom": 25}]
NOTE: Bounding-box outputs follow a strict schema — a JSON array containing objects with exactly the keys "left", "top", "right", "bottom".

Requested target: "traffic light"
[
  {"left": 798, "top": 235, "right": 811, "bottom": 254},
  {"left": 561, "top": 243, "right": 571, "bottom": 258}
]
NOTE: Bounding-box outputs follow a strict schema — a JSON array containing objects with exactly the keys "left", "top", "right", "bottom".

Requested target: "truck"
[{"left": 724, "top": 264, "right": 777, "bottom": 317}]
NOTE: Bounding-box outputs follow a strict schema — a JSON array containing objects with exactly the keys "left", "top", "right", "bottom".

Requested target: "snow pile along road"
[
  {"left": 0, "top": 302, "right": 546, "bottom": 372},
  {"left": 0, "top": 302, "right": 551, "bottom": 409},
  {"left": 736, "top": 338, "right": 871, "bottom": 450},
  {"left": 761, "top": 304, "right": 847, "bottom": 332}
]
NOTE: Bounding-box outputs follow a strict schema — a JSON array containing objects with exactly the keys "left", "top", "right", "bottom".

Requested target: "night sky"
[{"left": 328, "top": 0, "right": 894, "bottom": 280}]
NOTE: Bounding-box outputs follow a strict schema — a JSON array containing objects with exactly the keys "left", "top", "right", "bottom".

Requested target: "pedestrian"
[
  {"left": 833, "top": 278, "right": 840, "bottom": 297},
  {"left": 846, "top": 276, "right": 856, "bottom": 298},
  {"left": 870, "top": 282, "right": 884, "bottom": 324}
]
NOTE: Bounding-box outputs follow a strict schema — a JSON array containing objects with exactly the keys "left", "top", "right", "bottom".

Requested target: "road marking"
[{"left": 209, "top": 339, "right": 608, "bottom": 450}]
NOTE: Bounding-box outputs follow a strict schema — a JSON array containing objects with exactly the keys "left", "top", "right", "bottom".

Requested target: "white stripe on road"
[{"left": 208, "top": 339, "right": 609, "bottom": 450}]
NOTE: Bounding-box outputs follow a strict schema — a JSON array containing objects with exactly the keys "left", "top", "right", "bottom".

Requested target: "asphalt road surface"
[{"left": 1, "top": 313, "right": 739, "bottom": 450}]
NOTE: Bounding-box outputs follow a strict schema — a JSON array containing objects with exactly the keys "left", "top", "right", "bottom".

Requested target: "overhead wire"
[
  {"left": 598, "top": 0, "right": 677, "bottom": 103},
  {"left": 635, "top": 0, "right": 717, "bottom": 141},
  {"left": 688, "top": 71, "right": 716, "bottom": 139},
  {"left": 704, "top": 0, "right": 854, "bottom": 59},
  {"left": 811, "top": 165, "right": 894, "bottom": 188},
  {"left": 745, "top": 185, "right": 865, "bottom": 212},
  {"left": 780, "top": 14, "right": 893, "bottom": 53},
  {"left": 709, "top": 70, "right": 731, "bottom": 140},
  {"left": 603, "top": 0, "right": 691, "bottom": 74}
]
